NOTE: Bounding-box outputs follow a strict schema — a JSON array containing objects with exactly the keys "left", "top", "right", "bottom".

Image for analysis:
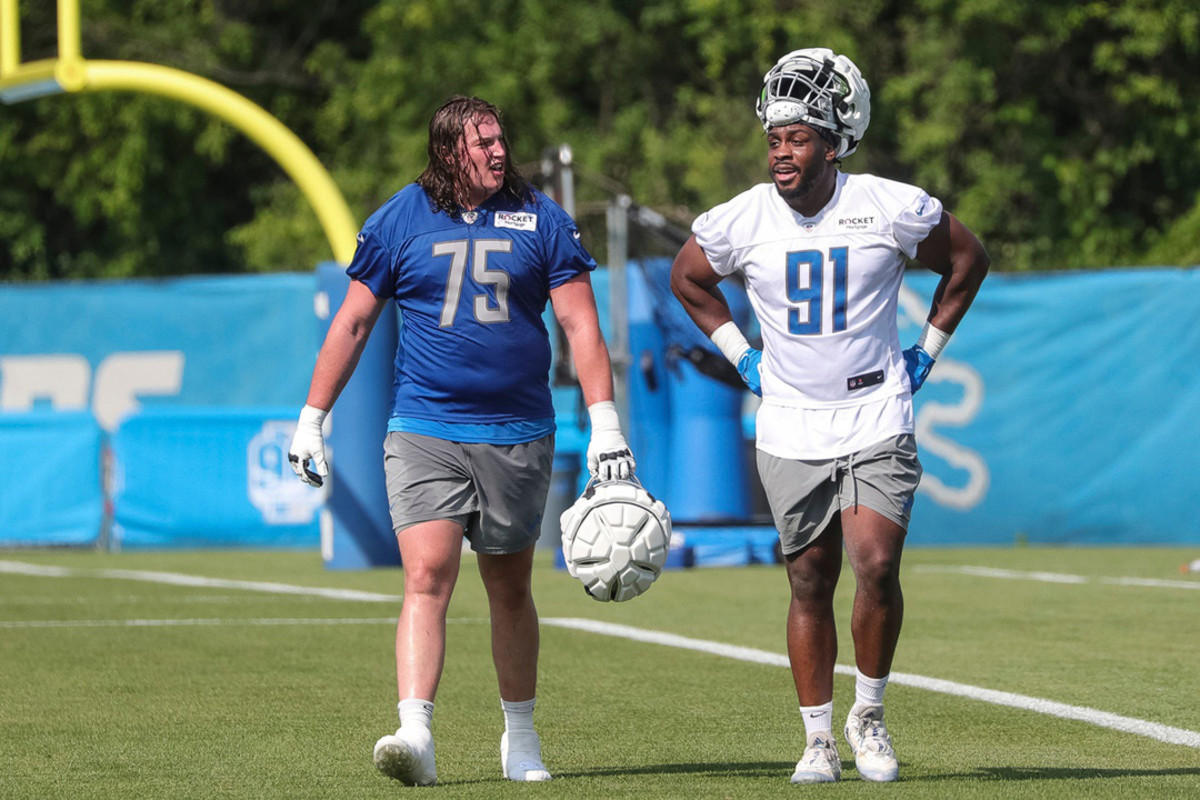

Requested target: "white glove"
[
  {"left": 288, "top": 404, "right": 329, "bottom": 487},
  {"left": 586, "top": 401, "right": 635, "bottom": 481}
]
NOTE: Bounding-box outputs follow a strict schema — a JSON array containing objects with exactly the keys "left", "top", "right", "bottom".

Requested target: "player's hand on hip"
[
  {"left": 586, "top": 400, "right": 636, "bottom": 481},
  {"left": 288, "top": 404, "right": 329, "bottom": 487},
  {"left": 737, "top": 348, "right": 763, "bottom": 397},
  {"left": 903, "top": 345, "right": 936, "bottom": 394}
]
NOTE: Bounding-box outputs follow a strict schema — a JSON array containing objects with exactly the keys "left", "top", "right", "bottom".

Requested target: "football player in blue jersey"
[{"left": 288, "top": 96, "right": 635, "bottom": 785}]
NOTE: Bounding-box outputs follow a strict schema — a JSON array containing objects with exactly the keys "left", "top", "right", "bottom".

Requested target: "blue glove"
[
  {"left": 737, "top": 348, "right": 763, "bottom": 397},
  {"left": 903, "top": 345, "right": 936, "bottom": 394}
]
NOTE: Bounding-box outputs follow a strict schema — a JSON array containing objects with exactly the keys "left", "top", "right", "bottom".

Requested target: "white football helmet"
[
  {"left": 560, "top": 477, "right": 672, "bottom": 602},
  {"left": 756, "top": 47, "right": 871, "bottom": 158}
]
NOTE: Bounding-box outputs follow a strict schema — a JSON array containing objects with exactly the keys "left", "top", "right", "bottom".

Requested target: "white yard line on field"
[
  {"left": 913, "top": 564, "right": 1200, "bottom": 590},
  {"left": 543, "top": 618, "right": 1200, "bottom": 750},
  {"left": 5, "top": 559, "right": 1199, "bottom": 749},
  {"left": 0, "top": 560, "right": 402, "bottom": 602},
  {"left": 0, "top": 617, "right": 399, "bottom": 629}
]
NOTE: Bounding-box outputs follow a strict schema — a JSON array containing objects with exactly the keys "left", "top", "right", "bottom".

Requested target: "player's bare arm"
[
  {"left": 551, "top": 271, "right": 635, "bottom": 480},
  {"left": 671, "top": 234, "right": 763, "bottom": 395},
  {"left": 288, "top": 278, "right": 387, "bottom": 486},
  {"left": 914, "top": 212, "right": 990, "bottom": 335},
  {"left": 669, "top": 235, "right": 735, "bottom": 336},
  {"left": 305, "top": 279, "right": 389, "bottom": 410},
  {"left": 549, "top": 272, "right": 614, "bottom": 407}
]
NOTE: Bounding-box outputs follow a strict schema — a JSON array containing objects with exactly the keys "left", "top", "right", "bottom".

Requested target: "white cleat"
[
  {"left": 790, "top": 732, "right": 841, "bottom": 784},
  {"left": 844, "top": 705, "right": 899, "bottom": 782},
  {"left": 373, "top": 727, "right": 437, "bottom": 786},
  {"left": 501, "top": 730, "right": 552, "bottom": 781}
]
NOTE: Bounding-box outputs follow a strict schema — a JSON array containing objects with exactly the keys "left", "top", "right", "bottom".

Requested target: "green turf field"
[{"left": 2, "top": 546, "right": 1198, "bottom": 799}]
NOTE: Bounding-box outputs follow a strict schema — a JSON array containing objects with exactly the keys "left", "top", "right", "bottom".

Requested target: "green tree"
[
  {"left": 2, "top": 0, "right": 1197, "bottom": 279},
  {"left": 0, "top": 0, "right": 371, "bottom": 279},
  {"left": 886, "top": 0, "right": 1200, "bottom": 269}
]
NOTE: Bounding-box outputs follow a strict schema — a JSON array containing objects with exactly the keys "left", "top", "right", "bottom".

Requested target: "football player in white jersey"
[{"left": 671, "top": 48, "right": 989, "bottom": 783}]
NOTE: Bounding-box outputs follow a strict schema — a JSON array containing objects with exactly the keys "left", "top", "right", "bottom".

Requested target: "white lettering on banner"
[
  {"left": 897, "top": 286, "right": 990, "bottom": 510},
  {"left": 0, "top": 355, "right": 91, "bottom": 410},
  {"left": 0, "top": 351, "right": 185, "bottom": 431},
  {"left": 93, "top": 352, "right": 185, "bottom": 431},
  {"left": 247, "top": 420, "right": 325, "bottom": 526},
  {"left": 915, "top": 360, "right": 991, "bottom": 509}
]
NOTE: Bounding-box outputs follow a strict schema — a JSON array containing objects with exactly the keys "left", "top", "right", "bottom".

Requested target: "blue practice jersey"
[{"left": 347, "top": 184, "right": 595, "bottom": 441}]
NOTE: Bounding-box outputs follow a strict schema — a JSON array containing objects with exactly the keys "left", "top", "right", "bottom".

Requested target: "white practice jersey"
[{"left": 692, "top": 171, "right": 942, "bottom": 459}]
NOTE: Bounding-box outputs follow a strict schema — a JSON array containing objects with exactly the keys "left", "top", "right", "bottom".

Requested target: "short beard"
[{"left": 773, "top": 166, "right": 823, "bottom": 203}]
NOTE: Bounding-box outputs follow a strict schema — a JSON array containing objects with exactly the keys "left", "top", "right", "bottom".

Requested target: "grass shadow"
[
  {"left": 438, "top": 763, "right": 1200, "bottom": 785},
  {"left": 551, "top": 761, "right": 794, "bottom": 780},
  {"left": 923, "top": 766, "right": 1200, "bottom": 782}
]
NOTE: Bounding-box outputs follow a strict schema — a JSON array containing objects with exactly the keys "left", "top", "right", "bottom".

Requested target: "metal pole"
[
  {"left": 540, "top": 148, "right": 557, "bottom": 203},
  {"left": 606, "top": 193, "right": 631, "bottom": 425},
  {"left": 558, "top": 143, "right": 575, "bottom": 218},
  {"left": 543, "top": 144, "right": 579, "bottom": 387}
]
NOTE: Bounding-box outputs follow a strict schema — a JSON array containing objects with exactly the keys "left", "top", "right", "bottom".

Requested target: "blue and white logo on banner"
[
  {"left": 247, "top": 420, "right": 325, "bottom": 526},
  {"left": 0, "top": 274, "right": 320, "bottom": 547},
  {"left": 897, "top": 284, "right": 990, "bottom": 512},
  {"left": 111, "top": 408, "right": 321, "bottom": 549},
  {"left": 903, "top": 268, "right": 1200, "bottom": 545}
]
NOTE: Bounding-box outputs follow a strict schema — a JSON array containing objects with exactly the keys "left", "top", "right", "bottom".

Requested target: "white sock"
[
  {"left": 800, "top": 702, "right": 833, "bottom": 738},
  {"left": 501, "top": 697, "right": 537, "bottom": 733},
  {"left": 398, "top": 698, "right": 434, "bottom": 731},
  {"left": 854, "top": 669, "right": 889, "bottom": 709}
]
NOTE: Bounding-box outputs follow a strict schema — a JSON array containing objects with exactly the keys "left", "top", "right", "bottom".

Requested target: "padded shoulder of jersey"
[
  {"left": 360, "top": 184, "right": 574, "bottom": 245},
  {"left": 693, "top": 183, "right": 775, "bottom": 235},
  {"left": 358, "top": 184, "right": 439, "bottom": 245},
  {"left": 522, "top": 186, "right": 577, "bottom": 229},
  {"left": 839, "top": 173, "right": 934, "bottom": 222}
]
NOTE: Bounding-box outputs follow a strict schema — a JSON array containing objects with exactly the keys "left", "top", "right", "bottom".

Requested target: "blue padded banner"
[
  {"left": 1, "top": 273, "right": 317, "bottom": 548},
  {"left": 900, "top": 268, "right": 1200, "bottom": 545},
  {"left": 110, "top": 407, "right": 321, "bottom": 549},
  {"left": 5, "top": 267, "right": 1197, "bottom": 550},
  {"left": 0, "top": 411, "right": 104, "bottom": 546},
  {"left": 0, "top": 274, "right": 316, "bottom": 431}
]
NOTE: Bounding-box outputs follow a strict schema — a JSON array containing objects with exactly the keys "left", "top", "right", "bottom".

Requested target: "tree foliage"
[{"left": 1, "top": 0, "right": 1197, "bottom": 279}]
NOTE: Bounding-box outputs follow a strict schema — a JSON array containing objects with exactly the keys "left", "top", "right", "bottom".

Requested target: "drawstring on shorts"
[{"left": 831, "top": 452, "right": 860, "bottom": 509}]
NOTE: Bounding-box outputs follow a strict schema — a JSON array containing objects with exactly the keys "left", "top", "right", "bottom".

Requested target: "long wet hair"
[{"left": 416, "top": 96, "right": 532, "bottom": 214}]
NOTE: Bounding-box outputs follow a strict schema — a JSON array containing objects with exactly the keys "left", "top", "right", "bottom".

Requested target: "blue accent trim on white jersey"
[{"left": 388, "top": 416, "right": 555, "bottom": 445}]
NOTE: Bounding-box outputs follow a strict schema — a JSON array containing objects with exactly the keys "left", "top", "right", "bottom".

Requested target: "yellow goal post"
[{"left": 0, "top": 0, "right": 358, "bottom": 264}]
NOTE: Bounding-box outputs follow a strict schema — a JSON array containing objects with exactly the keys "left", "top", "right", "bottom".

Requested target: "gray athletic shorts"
[
  {"left": 383, "top": 431, "right": 555, "bottom": 555},
  {"left": 757, "top": 434, "right": 922, "bottom": 556}
]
